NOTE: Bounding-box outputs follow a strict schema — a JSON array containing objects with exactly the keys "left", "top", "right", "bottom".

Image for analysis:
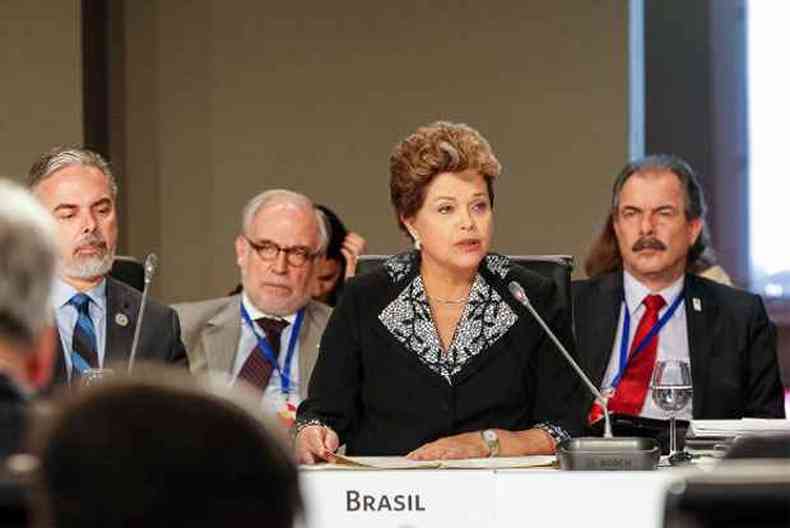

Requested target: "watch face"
[{"left": 483, "top": 429, "right": 497, "bottom": 443}]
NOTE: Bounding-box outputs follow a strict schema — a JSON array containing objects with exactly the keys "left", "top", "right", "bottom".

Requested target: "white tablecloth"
[{"left": 299, "top": 468, "right": 680, "bottom": 528}]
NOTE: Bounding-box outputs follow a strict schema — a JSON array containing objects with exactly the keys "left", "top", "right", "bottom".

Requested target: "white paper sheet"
[
  {"left": 689, "top": 418, "right": 790, "bottom": 437},
  {"left": 300, "top": 454, "right": 556, "bottom": 470}
]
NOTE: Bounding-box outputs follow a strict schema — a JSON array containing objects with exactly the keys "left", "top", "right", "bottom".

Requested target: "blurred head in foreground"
[
  {"left": 30, "top": 365, "right": 302, "bottom": 528},
  {"left": 0, "top": 178, "right": 58, "bottom": 394}
]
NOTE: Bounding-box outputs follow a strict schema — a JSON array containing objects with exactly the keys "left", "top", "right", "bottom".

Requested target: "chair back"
[
  {"left": 109, "top": 256, "right": 145, "bottom": 292},
  {"left": 663, "top": 460, "right": 790, "bottom": 527},
  {"left": 0, "top": 463, "right": 30, "bottom": 527}
]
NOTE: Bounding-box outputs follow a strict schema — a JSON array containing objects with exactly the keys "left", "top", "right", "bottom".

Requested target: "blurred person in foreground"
[
  {"left": 29, "top": 366, "right": 301, "bottom": 527},
  {"left": 575, "top": 155, "right": 784, "bottom": 445},
  {"left": 311, "top": 204, "right": 367, "bottom": 306},
  {"left": 28, "top": 146, "right": 187, "bottom": 386},
  {"left": 295, "top": 121, "right": 583, "bottom": 462},
  {"left": 0, "top": 180, "right": 58, "bottom": 457},
  {"left": 175, "top": 190, "right": 331, "bottom": 428}
]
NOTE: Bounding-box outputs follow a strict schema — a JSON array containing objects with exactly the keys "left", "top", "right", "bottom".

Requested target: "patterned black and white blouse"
[{"left": 379, "top": 252, "right": 518, "bottom": 383}]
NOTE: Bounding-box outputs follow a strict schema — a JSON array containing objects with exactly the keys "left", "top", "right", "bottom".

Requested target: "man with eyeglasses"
[{"left": 175, "top": 190, "right": 331, "bottom": 427}]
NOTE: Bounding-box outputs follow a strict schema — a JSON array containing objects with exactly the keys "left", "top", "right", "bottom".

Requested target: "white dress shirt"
[{"left": 599, "top": 271, "right": 693, "bottom": 420}]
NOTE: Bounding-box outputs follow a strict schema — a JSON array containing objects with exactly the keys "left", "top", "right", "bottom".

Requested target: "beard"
[{"left": 62, "top": 233, "right": 115, "bottom": 280}]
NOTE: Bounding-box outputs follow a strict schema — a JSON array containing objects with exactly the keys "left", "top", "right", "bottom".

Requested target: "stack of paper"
[
  {"left": 300, "top": 454, "right": 557, "bottom": 470},
  {"left": 689, "top": 418, "right": 790, "bottom": 437}
]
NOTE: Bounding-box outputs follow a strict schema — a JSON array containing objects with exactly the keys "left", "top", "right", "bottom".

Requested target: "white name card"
[
  {"left": 300, "top": 469, "right": 496, "bottom": 528},
  {"left": 494, "top": 470, "right": 676, "bottom": 528}
]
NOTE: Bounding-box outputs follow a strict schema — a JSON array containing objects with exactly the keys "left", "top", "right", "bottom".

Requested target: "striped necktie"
[
  {"left": 68, "top": 293, "right": 99, "bottom": 374},
  {"left": 236, "top": 317, "right": 289, "bottom": 393}
]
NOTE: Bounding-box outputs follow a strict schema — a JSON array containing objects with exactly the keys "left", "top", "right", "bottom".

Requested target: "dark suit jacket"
[
  {"left": 0, "top": 374, "right": 28, "bottom": 458},
  {"left": 50, "top": 277, "right": 188, "bottom": 386},
  {"left": 298, "top": 252, "right": 585, "bottom": 456},
  {"left": 573, "top": 271, "right": 785, "bottom": 419}
]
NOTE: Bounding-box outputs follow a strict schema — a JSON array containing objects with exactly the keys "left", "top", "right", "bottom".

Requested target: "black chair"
[
  {"left": 663, "top": 460, "right": 790, "bottom": 527},
  {"left": 0, "top": 459, "right": 33, "bottom": 527},
  {"left": 724, "top": 433, "right": 790, "bottom": 460},
  {"left": 109, "top": 256, "right": 145, "bottom": 292},
  {"left": 356, "top": 254, "right": 575, "bottom": 325}
]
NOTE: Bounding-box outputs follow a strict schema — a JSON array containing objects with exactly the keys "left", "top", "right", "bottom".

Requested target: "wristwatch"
[{"left": 480, "top": 429, "right": 500, "bottom": 458}]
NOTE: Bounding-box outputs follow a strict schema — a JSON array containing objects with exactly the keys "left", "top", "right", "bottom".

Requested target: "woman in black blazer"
[{"left": 295, "top": 121, "right": 584, "bottom": 462}]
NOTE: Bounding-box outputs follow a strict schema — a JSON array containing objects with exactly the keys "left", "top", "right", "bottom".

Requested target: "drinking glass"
[
  {"left": 650, "top": 359, "right": 693, "bottom": 464},
  {"left": 80, "top": 368, "right": 116, "bottom": 387}
]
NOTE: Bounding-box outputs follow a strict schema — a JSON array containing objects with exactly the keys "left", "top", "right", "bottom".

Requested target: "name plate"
[
  {"left": 494, "top": 470, "right": 676, "bottom": 528},
  {"left": 300, "top": 469, "right": 496, "bottom": 528}
]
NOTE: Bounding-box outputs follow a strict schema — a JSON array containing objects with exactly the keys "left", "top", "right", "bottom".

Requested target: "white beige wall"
[
  {"left": 0, "top": 1, "right": 83, "bottom": 183},
  {"left": 119, "top": 1, "right": 629, "bottom": 302}
]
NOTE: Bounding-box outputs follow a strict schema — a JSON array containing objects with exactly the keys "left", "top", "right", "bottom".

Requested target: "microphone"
[
  {"left": 143, "top": 253, "right": 158, "bottom": 284},
  {"left": 128, "top": 253, "right": 158, "bottom": 373},
  {"left": 508, "top": 281, "right": 613, "bottom": 438}
]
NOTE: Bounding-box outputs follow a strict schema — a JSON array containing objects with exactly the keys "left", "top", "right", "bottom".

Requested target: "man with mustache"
[
  {"left": 29, "top": 146, "right": 188, "bottom": 387},
  {"left": 574, "top": 155, "right": 784, "bottom": 444},
  {"left": 175, "top": 190, "right": 331, "bottom": 428}
]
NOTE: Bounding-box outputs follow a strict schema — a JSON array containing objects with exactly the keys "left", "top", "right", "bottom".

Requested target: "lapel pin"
[
  {"left": 692, "top": 298, "right": 702, "bottom": 312},
  {"left": 115, "top": 313, "right": 129, "bottom": 327}
]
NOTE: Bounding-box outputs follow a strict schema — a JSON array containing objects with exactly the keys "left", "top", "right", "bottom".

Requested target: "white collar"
[
  {"left": 53, "top": 277, "right": 107, "bottom": 312},
  {"left": 622, "top": 270, "right": 684, "bottom": 316},
  {"left": 240, "top": 291, "right": 297, "bottom": 325}
]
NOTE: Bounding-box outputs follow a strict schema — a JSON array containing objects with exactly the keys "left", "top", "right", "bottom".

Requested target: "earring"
[{"left": 408, "top": 230, "right": 421, "bottom": 250}]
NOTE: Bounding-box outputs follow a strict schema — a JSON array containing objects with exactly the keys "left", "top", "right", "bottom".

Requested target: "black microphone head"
[{"left": 508, "top": 280, "right": 528, "bottom": 304}]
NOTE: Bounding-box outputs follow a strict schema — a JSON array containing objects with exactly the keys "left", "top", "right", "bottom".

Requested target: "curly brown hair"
[{"left": 389, "top": 121, "right": 502, "bottom": 236}]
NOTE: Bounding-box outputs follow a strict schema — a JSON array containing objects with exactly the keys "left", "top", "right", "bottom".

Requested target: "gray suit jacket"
[{"left": 174, "top": 295, "right": 331, "bottom": 399}]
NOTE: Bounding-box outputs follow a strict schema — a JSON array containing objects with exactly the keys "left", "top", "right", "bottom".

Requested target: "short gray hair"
[
  {"left": 240, "top": 189, "right": 328, "bottom": 255},
  {"left": 0, "top": 179, "right": 57, "bottom": 346},
  {"left": 28, "top": 146, "right": 117, "bottom": 197}
]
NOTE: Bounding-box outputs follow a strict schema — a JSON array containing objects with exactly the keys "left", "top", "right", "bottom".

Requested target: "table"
[{"left": 299, "top": 468, "right": 681, "bottom": 528}]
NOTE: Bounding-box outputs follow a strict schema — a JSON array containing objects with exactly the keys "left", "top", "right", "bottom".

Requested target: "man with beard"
[
  {"left": 175, "top": 190, "right": 331, "bottom": 428},
  {"left": 574, "top": 155, "right": 784, "bottom": 444},
  {"left": 28, "top": 147, "right": 187, "bottom": 387}
]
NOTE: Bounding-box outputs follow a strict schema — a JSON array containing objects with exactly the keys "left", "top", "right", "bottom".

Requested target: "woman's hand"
[
  {"left": 295, "top": 425, "right": 340, "bottom": 464},
  {"left": 341, "top": 232, "right": 367, "bottom": 279},
  {"left": 405, "top": 428, "right": 556, "bottom": 460},
  {"left": 405, "top": 431, "right": 489, "bottom": 460}
]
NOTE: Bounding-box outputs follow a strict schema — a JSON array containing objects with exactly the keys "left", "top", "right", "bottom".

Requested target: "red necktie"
[
  {"left": 236, "top": 317, "right": 288, "bottom": 393},
  {"left": 589, "top": 294, "right": 666, "bottom": 423}
]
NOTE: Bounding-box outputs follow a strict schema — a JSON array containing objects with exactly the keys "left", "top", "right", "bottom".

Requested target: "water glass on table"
[
  {"left": 650, "top": 359, "right": 693, "bottom": 464},
  {"left": 80, "top": 368, "right": 116, "bottom": 387}
]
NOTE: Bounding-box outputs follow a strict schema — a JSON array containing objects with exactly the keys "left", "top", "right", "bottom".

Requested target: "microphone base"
[{"left": 557, "top": 437, "right": 660, "bottom": 471}]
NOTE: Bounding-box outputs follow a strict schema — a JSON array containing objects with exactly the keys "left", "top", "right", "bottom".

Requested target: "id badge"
[{"left": 277, "top": 401, "right": 298, "bottom": 429}]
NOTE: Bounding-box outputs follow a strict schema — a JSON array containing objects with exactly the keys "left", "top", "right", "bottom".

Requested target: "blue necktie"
[{"left": 68, "top": 293, "right": 99, "bottom": 374}]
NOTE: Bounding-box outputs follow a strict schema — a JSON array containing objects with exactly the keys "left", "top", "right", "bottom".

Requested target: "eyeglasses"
[{"left": 244, "top": 237, "right": 318, "bottom": 267}]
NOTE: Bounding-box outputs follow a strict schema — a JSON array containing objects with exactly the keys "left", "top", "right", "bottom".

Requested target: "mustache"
[
  {"left": 74, "top": 233, "right": 107, "bottom": 251},
  {"left": 632, "top": 237, "right": 666, "bottom": 252}
]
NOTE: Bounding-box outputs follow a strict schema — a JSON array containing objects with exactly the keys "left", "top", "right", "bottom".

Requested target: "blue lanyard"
[
  {"left": 240, "top": 303, "right": 304, "bottom": 399},
  {"left": 610, "top": 291, "right": 684, "bottom": 389}
]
